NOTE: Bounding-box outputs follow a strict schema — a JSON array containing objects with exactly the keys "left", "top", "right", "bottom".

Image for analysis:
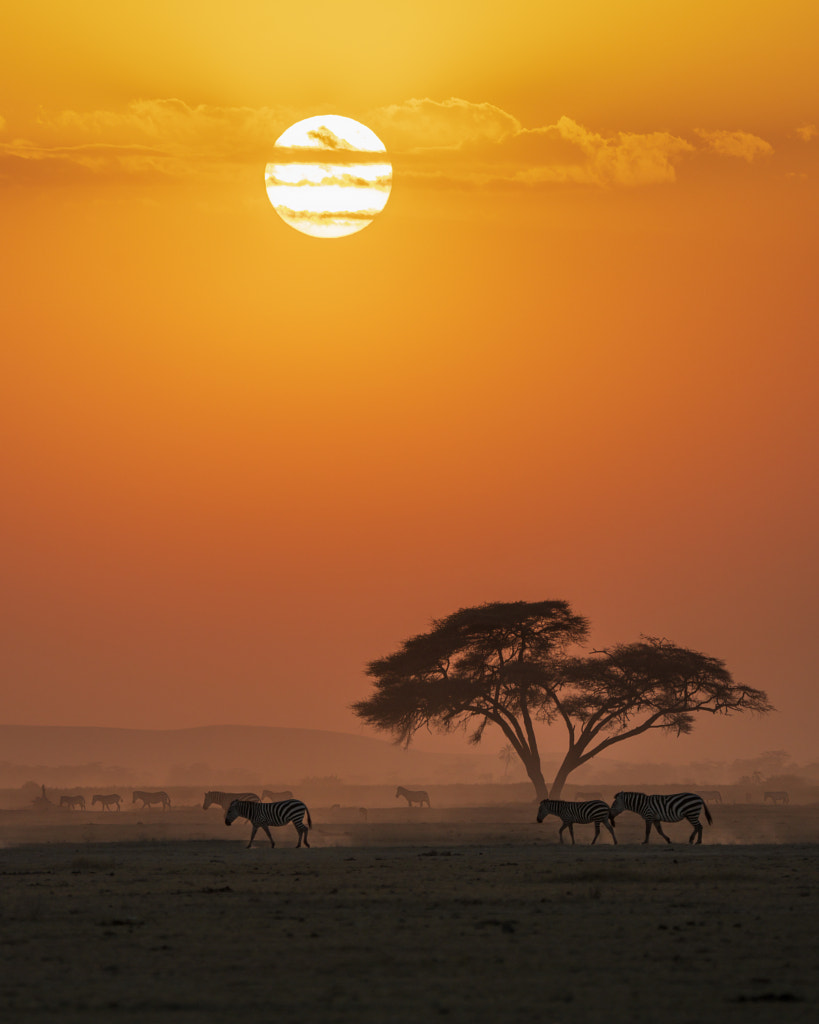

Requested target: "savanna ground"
[{"left": 1, "top": 803, "right": 817, "bottom": 1023}]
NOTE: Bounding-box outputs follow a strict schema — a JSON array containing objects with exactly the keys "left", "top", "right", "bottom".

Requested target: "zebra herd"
[
  {"left": 47, "top": 784, "right": 791, "bottom": 849},
  {"left": 537, "top": 791, "right": 714, "bottom": 846},
  {"left": 55, "top": 791, "right": 171, "bottom": 810}
]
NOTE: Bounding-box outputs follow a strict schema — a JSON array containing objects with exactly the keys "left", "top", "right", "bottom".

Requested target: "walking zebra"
[
  {"left": 396, "top": 786, "right": 430, "bottom": 807},
  {"left": 59, "top": 795, "right": 86, "bottom": 810},
  {"left": 132, "top": 790, "right": 171, "bottom": 810},
  {"left": 610, "top": 791, "right": 713, "bottom": 844},
  {"left": 202, "top": 790, "right": 261, "bottom": 812},
  {"left": 225, "top": 799, "right": 312, "bottom": 848},
  {"left": 262, "top": 789, "right": 293, "bottom": 801},
  {"left": 764, "top": 791, "right": 789, "bottom": 805},
  {"left": 92, "top": 794, "right": 121, "bottom": 811},
  {"left": 536, "top": 799, "right": 617, "bottom": 845}
]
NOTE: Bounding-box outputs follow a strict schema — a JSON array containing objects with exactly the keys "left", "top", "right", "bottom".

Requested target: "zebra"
[
  {"left": 328, "top": 805, "right": 369, "bottom": 821},
  {"left": 59, "top": 795, "right": 86, "bottom": 810},
  {"left": 132, "top": 790, "right": 171, "bottom": 810},
  {"left": 698, "top": 790, "right": 723, "bottom": 804},
  {"left": 396, "top": 786, "right": 430, "bottom": 807},
  {"left": 225, "top": 799, "right": 312, "bottom": 849},
  {"left": 764, "top": 791, "right": 789, "bottom": 804},
  {"left": 536, "top": 798, "right": 617, "bottom": 845},
  {"left": 610, "top": 791, "right": 713, "bottom": 844},
  {"left": 262, "top": 789, "right": 293, "bottom": 801},
  {"left": 202, "top": 790, "right": 261, "bottom": 812},
  {"left": 92, "top": 794, "right": 121, "bottom": 811}
]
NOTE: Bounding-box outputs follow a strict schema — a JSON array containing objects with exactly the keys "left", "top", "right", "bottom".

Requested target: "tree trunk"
[
  {"left": 548, "top": 751, "right": 581, "bottom": 800},
  {"left": 522, "top": 756, "right": 549, "bottom": 801}
]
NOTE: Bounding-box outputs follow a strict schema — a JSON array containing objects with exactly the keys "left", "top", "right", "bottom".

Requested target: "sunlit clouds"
[
  {"left": 694, "top": 129, "right": 774, "bottom": 162},
  {"left": 1, "top": 96, "right": 797, "bottom": 194},
  {"left": 265, "top": 116, "right": 391, "bottom": 238}
]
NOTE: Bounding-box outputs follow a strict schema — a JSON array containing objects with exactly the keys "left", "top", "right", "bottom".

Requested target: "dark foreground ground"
[{"left": 1, "top": 805, "right": 817, "bottom": 1023}]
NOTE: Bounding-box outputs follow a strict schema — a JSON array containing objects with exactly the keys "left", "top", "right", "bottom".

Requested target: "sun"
[{"left": 265, "top": 115, "right": 392, "bottom": 238}]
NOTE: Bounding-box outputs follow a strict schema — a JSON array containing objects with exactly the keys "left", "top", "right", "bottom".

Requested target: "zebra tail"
[
  {"left": 306, "top": 807, "right": 313, "bottom": 830},
  {"left": 703, "top": 801, "right": 713, "bottom": 826}
]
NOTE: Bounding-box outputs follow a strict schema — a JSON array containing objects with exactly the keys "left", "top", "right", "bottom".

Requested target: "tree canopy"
[{"left": 352, "top": 600, "right": 773, "bottom": 798}]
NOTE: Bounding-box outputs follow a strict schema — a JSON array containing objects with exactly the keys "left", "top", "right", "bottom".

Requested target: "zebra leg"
[
  {"left": 261, "top": 825, "right": 275, "bottom": 848},
  {"left": 296, "top": 824, "right": 310, "bottom": 848},
  {"left": 591, "top": 822, "right": 600, "bottom": 845},
  {"left": 246, "top": 824, "right": 259, "bottom": 849},
  {"left": 567, "top": 822, "right": 576, "bottom": 845},
  {"left": 604, "top": 820, "right": 617, "bottom": 845},
  {"left": 558, "top": 822, "right": 568, "bottom": 844},
  {"left": 689, "top": 820, "right": 703, "bottom": 844},
  {"left": 643, "top": 819, "right": 652, "bottom": 844},
  {"left": 653, "top": 821, "right": 672, "bottom": 844}
]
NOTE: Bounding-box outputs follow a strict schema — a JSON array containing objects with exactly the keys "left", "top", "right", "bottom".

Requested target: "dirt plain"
[{"left": 1, "top": 802, "right": 817, "bottom": 1023}]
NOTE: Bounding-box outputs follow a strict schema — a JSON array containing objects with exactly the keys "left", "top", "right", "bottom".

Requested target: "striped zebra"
[
  {"left": 536, "top": 799, "right": 617, "bottom": 845},
  {"left": 132, "top": 790, "right": 171, "bottom": 810},
  {"left": 59, "top": 795, "right": 86, "bottom": 810},
  {"left": 262, "top": 789, "right": 293, "bottom": 801},
  {"left": 396, "top": 786, "right": 430, "bottom": 807},
  {"left": 225, "top": 799, "right": 313, "bottom": 848},
  {"left": 610, "top": 791, "right": 713, "bottom": 845},
  {"left": 92, "top": 794, "right": 121, "bottom": 811},
  {"left": 202, "top": 790, "right": 261, "bottom": 812}
]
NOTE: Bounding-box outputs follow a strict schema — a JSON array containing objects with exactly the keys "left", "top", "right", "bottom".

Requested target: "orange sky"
[{"left": 2, "top": 2, "right": 818, "bottom": 766}]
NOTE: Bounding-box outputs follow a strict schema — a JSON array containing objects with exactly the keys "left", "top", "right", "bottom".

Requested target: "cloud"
[
  {"left": 694, "top": 129, "right": 773, "bottom": 161},
  {"left": 268, "top": 146, "right": 391, "bottom": 166},
  {"left": 306, "top": 126, "right": 357, "bottom": 151},
  {"left": 42, "top": 98, "right": 286, "bottom": 163},
  {"left": 1, "top": 99, "right": 293, "bottom": 185},
  {"left": 370, "top": 97, "right": 521, "bottom": 152},
  {"left": 795, "top": 124, "right": 818, "bottom": 142},
  {"left": 384, "top": 112, "right": 694, "bottom": 188},
  {"left": 0, "top": 96, "right": 783, "bottom": 192},
  {"left": 524, "top": 117, "right": 694, "bottom": 186},
  {"left": 265, "top": 170, "right": 392, "bottom": 191}
]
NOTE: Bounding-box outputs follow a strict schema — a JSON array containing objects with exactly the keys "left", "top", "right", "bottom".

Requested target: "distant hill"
[{"left": 0, "top": 724, "right": 497, "bottom": 787}]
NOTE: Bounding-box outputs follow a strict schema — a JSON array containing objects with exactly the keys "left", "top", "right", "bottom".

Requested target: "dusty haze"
[{"left": 3, "top": 3, "right": 817, "bottom": 765}]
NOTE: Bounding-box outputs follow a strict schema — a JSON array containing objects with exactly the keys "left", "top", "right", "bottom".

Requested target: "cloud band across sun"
[
  {"left": 0, "top": 96, "right": 798, "bottom": 195},
  {"left": 264, "top": 116, "right": 392, "bottom": 238}
]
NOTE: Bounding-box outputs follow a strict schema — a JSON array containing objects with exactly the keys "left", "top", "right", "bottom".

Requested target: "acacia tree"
[
  {"left": 352, "top": 600, "right": 773, "bottom": 799},
  {"left": 546, "top": 636, "right": 773, "bottom": 797}
]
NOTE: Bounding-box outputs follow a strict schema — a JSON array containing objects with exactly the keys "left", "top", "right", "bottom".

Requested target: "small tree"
[{"left": 352, "top": 600, "right": 773, "bottom": 799}]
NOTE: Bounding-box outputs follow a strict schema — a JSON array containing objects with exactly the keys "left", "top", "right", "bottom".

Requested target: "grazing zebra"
[
  {"left": 225, "top": 799, "right": 312, "bottom": 849},
  {"left": 328, "top": 805, "right": 369, "bottom": 821},
  {"left": 132, "top": 790, "right": 171, "bottom": 810},
  {"left": 610, "top": 791, "right": 713, "bottom": 845},
  {"left": 536, "top": 799, "right": 617, "bottom": 845},
  {"left": 396, "top": 786, "right": 430, "bottom": 807},
  {"left": 698, "top": 790, "right": 723, "bottom": 804},
  {"left": 262, "top": 789, "right": 293, "bottom": 801},
  {"left": 764, "top": 791, "right": 789, "bottom": 805},
  {"left": 59, "top": 795, "right": 86, "bottom": 810},
  {"left": 92, "top": 794, "right": 121, "bottom": 811},
  {"left": 202, "top": 790, "right": 261, "bottom": 812}
]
